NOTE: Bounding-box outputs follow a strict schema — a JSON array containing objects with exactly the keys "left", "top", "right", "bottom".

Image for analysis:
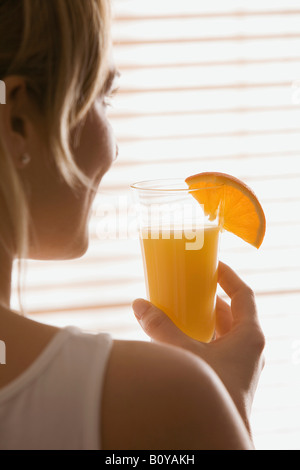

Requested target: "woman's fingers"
[
  {"left": 215, "top": 296, "right": 232, "bottom": 337},
  {"left": 133, "top": 262, "right": 260, "bottom": 349},
  {"left": 218, "top": 261, "right": 258, "bottom": 327},
  {"left": 132, "top": 298, "right": 192, "bottom": 349}
]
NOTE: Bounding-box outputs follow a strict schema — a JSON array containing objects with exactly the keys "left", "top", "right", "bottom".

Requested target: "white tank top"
[{"left": 0, "top": 326, "right": 112, "bottom": 450}]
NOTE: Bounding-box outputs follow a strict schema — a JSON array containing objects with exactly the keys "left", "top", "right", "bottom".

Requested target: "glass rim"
[{"left": 130, "top": 178, "right": 224, "bottom": 193}]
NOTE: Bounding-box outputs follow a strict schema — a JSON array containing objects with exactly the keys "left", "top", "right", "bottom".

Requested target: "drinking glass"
[{"left": 131, "top": 179, "right": 223, "bottom": 343}]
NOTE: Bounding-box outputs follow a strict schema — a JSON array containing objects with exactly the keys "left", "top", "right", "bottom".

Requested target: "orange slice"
[{"left": 185, "top": 172, "right": 266, "bottom": 249}]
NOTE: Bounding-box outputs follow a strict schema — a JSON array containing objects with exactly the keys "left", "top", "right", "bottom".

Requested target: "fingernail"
[{"left": 132, "top": 299, "right": 150, "bottom": 319}]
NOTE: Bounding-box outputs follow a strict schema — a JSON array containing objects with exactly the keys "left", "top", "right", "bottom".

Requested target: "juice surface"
[{"left": 140, "top": 226, "right": 220, "bottom": 342}]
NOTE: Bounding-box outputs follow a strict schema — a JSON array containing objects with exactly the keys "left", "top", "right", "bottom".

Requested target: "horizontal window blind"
[{"left": 11, "top": 0, "right": 300, "bottom": 449}]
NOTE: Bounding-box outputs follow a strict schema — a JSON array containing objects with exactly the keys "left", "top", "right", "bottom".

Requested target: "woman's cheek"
[{"left": 72, "top": 105, "right": 115, "bottom": 180}]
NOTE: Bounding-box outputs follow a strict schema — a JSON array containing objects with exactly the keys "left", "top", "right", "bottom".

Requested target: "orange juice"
[{"left": 140, "top": 226, "right": 220, "bottom": 343}]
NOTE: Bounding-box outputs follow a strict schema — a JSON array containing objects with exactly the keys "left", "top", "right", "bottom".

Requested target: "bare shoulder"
[{"left": 101, "top": 339, "right": 252, "bottom": 450}]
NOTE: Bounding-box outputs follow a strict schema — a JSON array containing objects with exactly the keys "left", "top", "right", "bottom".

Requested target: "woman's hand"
[{"left": 132, "top": 261, "right": 265, "bottom": 434}]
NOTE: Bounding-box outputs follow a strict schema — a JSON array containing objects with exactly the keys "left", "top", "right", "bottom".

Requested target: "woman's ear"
[{"left": 1, "top": 76, "right": 32, "bottom": 169}]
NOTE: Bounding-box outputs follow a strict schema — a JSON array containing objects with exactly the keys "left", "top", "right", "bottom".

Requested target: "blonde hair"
[{"left": 0, "top": 0, "right": 111, "bottom": 310}]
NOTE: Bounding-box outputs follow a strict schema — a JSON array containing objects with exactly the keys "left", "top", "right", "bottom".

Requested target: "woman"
[{"left": 0, "top": 0, "right": 265, "bottom": 450}]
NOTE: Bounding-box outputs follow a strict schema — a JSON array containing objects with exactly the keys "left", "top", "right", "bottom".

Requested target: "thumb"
[{"left": 132, "top": 298, "right": 192, "bottom": 349}]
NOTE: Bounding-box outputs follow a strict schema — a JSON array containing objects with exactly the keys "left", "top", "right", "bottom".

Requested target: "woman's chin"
[
  {"left": 28, "top": 233, "right": 90, "bottom": 261},
  {"left": 58, "top": 234, "right": 90, "bottom": 260},
  {"left": 70, "top": 236, "right": 90, "bottom": 259}
]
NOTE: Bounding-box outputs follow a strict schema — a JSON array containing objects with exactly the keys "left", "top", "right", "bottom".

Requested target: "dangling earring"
[{"left": 19, "top": 153, "right": 31, "bottom": 167}]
